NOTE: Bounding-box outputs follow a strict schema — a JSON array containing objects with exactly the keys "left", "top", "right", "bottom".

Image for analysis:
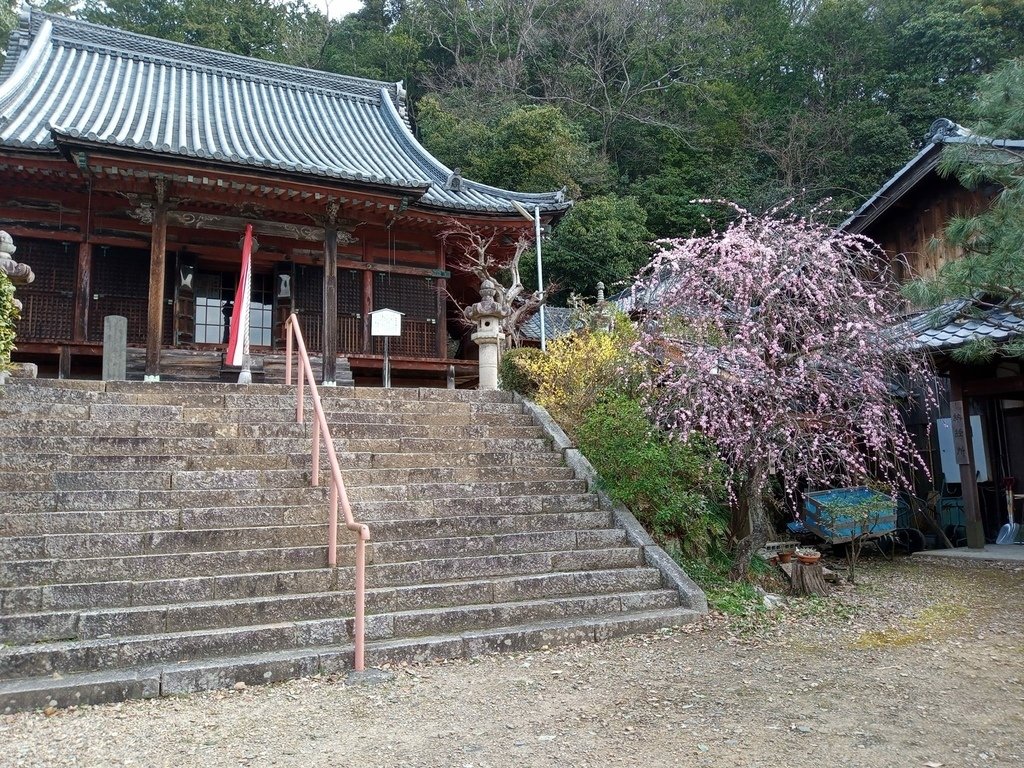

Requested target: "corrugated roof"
[{"left": 0, "top": 9, "right": 571, "bottom": 215}]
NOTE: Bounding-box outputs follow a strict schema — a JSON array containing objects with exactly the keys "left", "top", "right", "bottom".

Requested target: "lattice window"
[
  {"left": 374, "top": 273, "right": 435, "bottom": 320},
  {"left": 294, "top": 265, "right": 323, "bottom": 352},
  {"left": 292, "top": 266, "right": 365, "bottom": 353},
  {"left": 16, "top": 240, "right": 75, "bottom": 342},
  {"left": 88, "top": 247, "right": 151, "bottom": 345}
]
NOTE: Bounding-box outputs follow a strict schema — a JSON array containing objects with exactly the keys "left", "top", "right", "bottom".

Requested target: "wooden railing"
[{"left": 284, "top": 313, "right": 369, "bottom": 671}]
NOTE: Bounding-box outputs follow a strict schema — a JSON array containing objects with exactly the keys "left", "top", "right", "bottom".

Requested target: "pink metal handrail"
[{"left": 284, "top": 313, "right": 369, "bottom": 671}]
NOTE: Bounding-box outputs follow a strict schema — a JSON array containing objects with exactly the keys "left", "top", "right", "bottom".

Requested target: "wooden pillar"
[
  {"left": 145, "top": 181, "right": 169, "bottom": 381},
  {"left": 72, "top": 241, "right": 92, "bottom": 342},
  {"left": 322, "top": 224, "right": 338, "bottom": 384},
  {"left": 362, "top": 268, "right": 373, "bottom": 353},
  {"left": 58, "top": 345, "right": 72, "bottom": 379},
  {"left": 950, "top": 374, "right": 985, "bottom": 548},
  {"left": 436, "top": 241, "right": 447, "bottom": 359}
]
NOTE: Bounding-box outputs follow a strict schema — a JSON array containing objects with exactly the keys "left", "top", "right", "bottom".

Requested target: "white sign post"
[{"left": 369, "top": 308, "right": 403, "bottom": 388}]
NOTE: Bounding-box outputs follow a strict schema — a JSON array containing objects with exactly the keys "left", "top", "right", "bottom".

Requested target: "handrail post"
[
  {"left": 328, "top": 484, "right": 338, "bottom": 568},
  {"left": 285, "top": 322, "right": 293, "bottom": 386},
  {"left": 354, "top": 539, "right": 366, "bottom": 671},
  {"left": 297, "top": 367, "right": 304, "bottom": 424},
  {"left": 311, "top": 418, "right": 320, "bottom": 486}
]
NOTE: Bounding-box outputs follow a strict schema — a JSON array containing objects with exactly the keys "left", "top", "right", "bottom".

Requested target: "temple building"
[{"left": 0, "top": 10, "right": 569, "bottom": 384}]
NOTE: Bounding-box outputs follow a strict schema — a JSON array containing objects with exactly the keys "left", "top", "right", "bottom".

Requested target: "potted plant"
[{"left": 795, "top": 546, "right": 821, "bottom": 565}]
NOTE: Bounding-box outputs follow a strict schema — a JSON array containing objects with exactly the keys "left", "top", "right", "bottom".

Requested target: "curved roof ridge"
[
  {"left": 378, "top": 88, "right": 566, "bottom": 206},
  {"left": 30, "top": 9, "right": 404, "bottom": 107},
  {"left": 0, "top": 9, "right": 573, "bottom": 215}
]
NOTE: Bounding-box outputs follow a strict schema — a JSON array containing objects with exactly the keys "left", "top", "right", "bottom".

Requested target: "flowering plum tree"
[{"left": 633, "top": 204, "right": 934, "bottom": 577}]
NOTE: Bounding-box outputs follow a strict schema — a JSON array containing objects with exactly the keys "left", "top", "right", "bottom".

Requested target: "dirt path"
[{"left": 3, "top": 557, "right": 1022, "bottom": 768}]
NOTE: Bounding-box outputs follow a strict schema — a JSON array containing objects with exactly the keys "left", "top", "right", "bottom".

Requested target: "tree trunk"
[
  {"left": 730, "top": 466, "right": 770, "bottom": 580},
  {"left": 790, "top": 561, "right": 828, "bottom": 596}
]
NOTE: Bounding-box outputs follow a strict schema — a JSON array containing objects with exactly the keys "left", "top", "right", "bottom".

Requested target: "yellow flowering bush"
[
  {"left": 521, "top": 321, "right": 638, "bottom": 435},
  {"left": 0, "top": 270, "right": 18, "bottom": 374}
]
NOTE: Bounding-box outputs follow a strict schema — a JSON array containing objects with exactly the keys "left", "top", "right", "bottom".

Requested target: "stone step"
[
  {"left": 1, "top": 563, "right": 660, "bottom": 618},
  {"left": 0, "top": 617, "right": 351, "bottom": 682},
  {"left": 1, "top": 493, "right": 601, "bottom": 537},
  {"left": 345, "top": 479, "right": 588, "bottom": 503},
  {"left": 1, "top": 527, "right": 634, "bottom": 587},
  {"left": 3, "top": 380, "right": 517, "bottom": 404},
  {"left": 0, "top": 607, "right": 697, "bottom": 713},
  {"left": 2, "top": 571, "right": 671, "bottom": 646},
  {"left": 2, "top": 486, "right": 331, "bottom": 514},
  {"left": 0, "top": 450, "right": 563, "bottom": 473},
  {"left": 0, "top": 417, "right": 543, "bottom": 441},
  {"left": 0, "top": 589, "right": 677, "bottom": 683},
  {"left": 0, "top": 522, "right": 623, "bottom": 563},
  {"left": 1, "top": 434, "right": 553, "bottom": 456},
  {"left": 3, "top": 480, "right": 586, "bottom": 514}
]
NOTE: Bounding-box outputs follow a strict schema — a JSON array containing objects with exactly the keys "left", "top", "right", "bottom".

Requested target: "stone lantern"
[
  {"left": 466, "top": 279, "right": 507, "bottom": 390},
  {"left": 0, "top": 230, "right": 36, "bottom": 381},
  {"left": 0, "top": 230, "right": 34, "bottom": 311}
]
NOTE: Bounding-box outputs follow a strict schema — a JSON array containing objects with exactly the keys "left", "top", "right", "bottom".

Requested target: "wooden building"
[
  {"left": 844, "top": 119, "right": 1024, "bottom": 548},
  {"left": 0, "top": 10, "right": 569, "bottom": 384}
]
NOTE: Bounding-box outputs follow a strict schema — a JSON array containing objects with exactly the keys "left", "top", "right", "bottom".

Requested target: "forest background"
[{"left": 3, "top": 0, "right": 1023, "bottom": 302}]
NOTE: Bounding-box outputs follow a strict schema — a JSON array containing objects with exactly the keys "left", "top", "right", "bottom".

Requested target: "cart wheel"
[{"left": 899, "top": 527, "right": 925, "bottom": 554}]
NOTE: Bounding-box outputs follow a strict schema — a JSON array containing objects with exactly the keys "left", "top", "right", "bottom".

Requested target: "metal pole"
[{"left": 534, "top": 206, "right": 546, "bottom": 352}]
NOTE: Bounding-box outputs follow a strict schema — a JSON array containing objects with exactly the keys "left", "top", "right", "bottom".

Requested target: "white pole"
[{"left": 534, "top": 206, "right": 546, "bottom": 352}]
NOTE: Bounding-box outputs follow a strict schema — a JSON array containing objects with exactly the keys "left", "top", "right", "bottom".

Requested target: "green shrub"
[
  {"left": 0, "top": 270, "right": 17, "bottom": 374},
  {"left": 498, "top": 346, "right": 544, "bottom": 395},
  {"left": 576, "top": 391, "right": 729, "bottom": 558}
]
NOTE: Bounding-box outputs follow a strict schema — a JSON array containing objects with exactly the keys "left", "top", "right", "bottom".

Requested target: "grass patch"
[
  {"left": 853, "top": 602, "right": 968, "bottom": 649},
  {"left": 678, "top": 554, "right": 766, "bottom": 617}
]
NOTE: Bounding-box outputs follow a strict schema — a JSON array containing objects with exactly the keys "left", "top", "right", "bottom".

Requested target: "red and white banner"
[{"left": 226, "top": 224, "right": 253, "bottom": 366}]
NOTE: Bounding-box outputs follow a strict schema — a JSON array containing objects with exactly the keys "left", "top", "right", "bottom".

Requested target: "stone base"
[
  {"left": 345, "top": 668, "right": 394, "bottom": 687},
  {"left": 10, "top": 362, "right": 38, "bottom": 379}
]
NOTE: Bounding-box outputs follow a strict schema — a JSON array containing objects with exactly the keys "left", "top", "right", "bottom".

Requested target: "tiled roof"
[
  {"left": 842, "top": 118, "right": 1024, "bottom": 234},
  {"left": 0, "top": 10, "right": 571, "bottom": 215},
  {"left": 904, "top": 299, "right": 1024, "bottom": 352},
  {"left": 520, "top": 306, "right": 575, "bottom": 342}
]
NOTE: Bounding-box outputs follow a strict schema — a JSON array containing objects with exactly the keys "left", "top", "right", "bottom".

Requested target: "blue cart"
[{"left": 801, "top": 487, "right": 898, "bottom": 545}]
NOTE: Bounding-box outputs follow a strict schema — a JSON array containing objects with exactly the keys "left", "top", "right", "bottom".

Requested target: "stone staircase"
[{"left": 0, "top": 380, "right": 703, "bottom": 713}]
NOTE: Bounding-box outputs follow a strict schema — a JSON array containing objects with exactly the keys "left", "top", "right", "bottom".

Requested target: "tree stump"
[{"left": 790, "top": 561, "right": 828, "bottom": 596}]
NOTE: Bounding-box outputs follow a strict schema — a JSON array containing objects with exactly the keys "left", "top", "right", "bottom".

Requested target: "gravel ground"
[{"left": 3, "top": 555, "right": 1022, "bottom": 768}]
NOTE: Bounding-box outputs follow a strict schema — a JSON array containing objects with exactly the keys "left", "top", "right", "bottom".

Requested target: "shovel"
[{"left": 997, "top": 485, "right": 1020, "bottom": 544}]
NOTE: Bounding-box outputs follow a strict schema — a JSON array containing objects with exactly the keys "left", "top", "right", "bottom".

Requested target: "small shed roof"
[
  {"left": 520, "top": 306, "right": 575, "bottom": 342},
  {"left": 0, "top": 9, "right": 571, "bottom": 216},
  {"left": 904, "top": 299, "right": 1024, "bottom": 353},
  {"left": 842, "top": 118, "right": 1024, "bottom": 235}
]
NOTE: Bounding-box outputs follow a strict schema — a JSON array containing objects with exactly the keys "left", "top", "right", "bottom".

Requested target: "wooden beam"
[
  {"left": 145, "top": 182, "right": 169, "bottom": 379},
  {"left": 73, "top": 242, "right": 92, "bottom": 342},
  {"left": 322, "top": 224, "right": 338, "bottom": 384},
  {"left": 962, "top": 375, "right": 1024, "bottom": 398},
  {"left": 2, "top": 226, "right": 82, "bottom": 242},
  {"left": 436, "top": 239, "right": 447, "bottom": 359},
  {"left": 950, "top": 376, "right": 985, "bottom": 549},
  {"left": 362, "top": 255, "right": 373, "bottom": 354},
  {"left": 89, "top": 234, "right": 150, "bottom": 249}
]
